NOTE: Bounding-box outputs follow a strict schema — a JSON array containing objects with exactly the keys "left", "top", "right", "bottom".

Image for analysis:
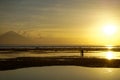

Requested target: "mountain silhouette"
[{"left": 0, "top": 31, "right": 34, "bottom": 45}]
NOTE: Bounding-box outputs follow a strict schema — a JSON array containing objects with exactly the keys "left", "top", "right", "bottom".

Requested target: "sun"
[{"left": 103, "top": 24, "right": 117, "bottom": 36}]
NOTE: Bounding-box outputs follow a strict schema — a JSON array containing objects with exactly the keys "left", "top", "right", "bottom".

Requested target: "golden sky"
[{"left": 0, "top": 0, "right": 120, "bottom": 45}]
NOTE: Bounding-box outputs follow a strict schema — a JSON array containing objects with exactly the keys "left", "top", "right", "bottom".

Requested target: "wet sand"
[{"left": 0, "top": 57, "right": 120, "bottom": 71}]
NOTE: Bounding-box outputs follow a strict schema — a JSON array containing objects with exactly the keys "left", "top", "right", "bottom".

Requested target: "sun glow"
[
  {"left": 103, "top": 24, "right": 117, "bottom": 36},
  {"left": 106, "top": 51, "right": 114, "bottom": 60},
  {"left": 106, "top": 45, "right": 113, "bottom": 50}
]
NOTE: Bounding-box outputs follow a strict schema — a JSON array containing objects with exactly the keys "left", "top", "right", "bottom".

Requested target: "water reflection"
[
  {"left": 106, "top": 51, "right": 115, "bottom": 60},
  {"left": 106, "top": 45, "right": 113, "bottom": 50},
  {"left": 106, "top": 68, "right": 113, "bottom": 73},
  {"left": 1, "top": 51, "right": 120, "bottom": 59},
  {"left": 0, "top": 66, "right": 119, "bottom": 80}
]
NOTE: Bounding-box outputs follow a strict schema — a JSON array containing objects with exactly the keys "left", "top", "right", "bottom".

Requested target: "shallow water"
[
  {"left": 0, "top": 66, "right": 120, "bottom": 80},
  {"left": 0, "top": 51, "right": 120, "bottom": 59}
]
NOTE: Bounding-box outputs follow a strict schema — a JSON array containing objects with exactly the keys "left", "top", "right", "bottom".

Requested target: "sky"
[{"left": 0, "top": 0, "right": 120, "bottom": 45}]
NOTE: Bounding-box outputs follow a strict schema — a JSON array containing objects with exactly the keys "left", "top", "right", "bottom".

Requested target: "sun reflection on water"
[
  {"left": 105, "top": 45, "right": 116, "bottom": 60},
  {"left": 106, "top": 45, "right": 113, "bottom": 50},
  {"left": 106, "top": 51, "right": 114, "bottom": 60}
]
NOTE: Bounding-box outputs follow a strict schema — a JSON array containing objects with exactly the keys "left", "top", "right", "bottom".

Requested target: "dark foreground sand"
[{"left": 0, "top": 57, "right": 120, "bottom": 71}]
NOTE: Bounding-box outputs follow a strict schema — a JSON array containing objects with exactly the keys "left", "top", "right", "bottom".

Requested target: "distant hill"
[{"left": 0, "top": 31, "right": 34, "bottom": 45}]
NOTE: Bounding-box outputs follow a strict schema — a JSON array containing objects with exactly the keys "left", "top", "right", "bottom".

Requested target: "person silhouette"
[{"left": 81, "top": 49, "right": 84, "bottom": 57}]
